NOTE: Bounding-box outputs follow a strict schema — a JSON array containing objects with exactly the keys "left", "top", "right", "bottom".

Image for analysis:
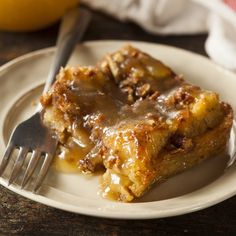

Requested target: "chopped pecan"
[
  {"left": 135, "top": 83, "right": 151, "bottom": 97},
  {"left": 174, "top": 88, "right": 195, "bottom": 105}
]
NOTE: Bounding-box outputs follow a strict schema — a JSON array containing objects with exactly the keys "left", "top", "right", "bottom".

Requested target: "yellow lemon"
[{"left": 0, "top": 0, "right": 79, "bottom": 32}]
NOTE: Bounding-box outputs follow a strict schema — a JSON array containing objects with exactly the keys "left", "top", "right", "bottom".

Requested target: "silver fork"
[{"left": 0, "top": 7, "right": 91, "bottom": 192}]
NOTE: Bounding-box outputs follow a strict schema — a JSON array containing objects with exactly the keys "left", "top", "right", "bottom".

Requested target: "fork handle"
[{"left": 42, "top": 7, "right": 91, "bottom": 94}]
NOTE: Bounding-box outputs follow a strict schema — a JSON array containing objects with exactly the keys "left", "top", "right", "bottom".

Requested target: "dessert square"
[{"left": 41, "top": 45, "right": 233, "bottom": 202}]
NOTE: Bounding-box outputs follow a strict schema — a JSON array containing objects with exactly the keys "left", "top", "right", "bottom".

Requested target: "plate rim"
[{"left": 0, "top": 40, "right": 236, "bottom": 219}]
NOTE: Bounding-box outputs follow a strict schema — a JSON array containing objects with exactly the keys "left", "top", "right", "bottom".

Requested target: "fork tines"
[
  {"left": 0, "top": 112, "right": 58, "bottom": 192},
  {"left": 0, "top": 143, "right": 54, "bottom": 192}
]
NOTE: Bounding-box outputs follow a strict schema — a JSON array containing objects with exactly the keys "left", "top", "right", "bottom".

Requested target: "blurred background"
[{"left": 0, "top": 0, "right": 235, "bottom": 70}]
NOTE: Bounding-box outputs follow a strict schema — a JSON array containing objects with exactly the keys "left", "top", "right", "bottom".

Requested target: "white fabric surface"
[{"left": 81, "top": 0, "right": 236, "bottom": 72}]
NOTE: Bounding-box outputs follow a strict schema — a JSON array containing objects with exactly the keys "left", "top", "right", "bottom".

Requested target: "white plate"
[{"left": 0, "top": 40, "right": 236, "bottom": 219}]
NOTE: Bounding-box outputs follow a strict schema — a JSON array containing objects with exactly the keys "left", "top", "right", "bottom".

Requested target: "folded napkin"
[{"left": 81, "top": 0, "right": 236, "bottom": 72}]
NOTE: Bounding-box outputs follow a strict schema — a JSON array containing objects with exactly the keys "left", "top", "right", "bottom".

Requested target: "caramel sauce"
[
  {"left": 52, "top": 67, "right": 184, "bottom": 176},
  {"left": 53, "top": 128, "right": 93, "bottom": 173},
  {"left": 53, "top": 144, "right": 85, "bottom": 173},
  {"left": 100, "top": 171, "right": 133, "bottom": 202}
]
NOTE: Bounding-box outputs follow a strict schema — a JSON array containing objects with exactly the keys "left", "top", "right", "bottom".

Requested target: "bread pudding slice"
[{"left": 41, "top": 45, "right": 233, "bottom": 202}]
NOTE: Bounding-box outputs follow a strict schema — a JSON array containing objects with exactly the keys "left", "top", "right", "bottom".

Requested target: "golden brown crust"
[
  {"left": 99, "top": 103, "right": 232, "bottom": 201},
  {"left": 40, "top": 45, "right": 233, "bottom": 202}
]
